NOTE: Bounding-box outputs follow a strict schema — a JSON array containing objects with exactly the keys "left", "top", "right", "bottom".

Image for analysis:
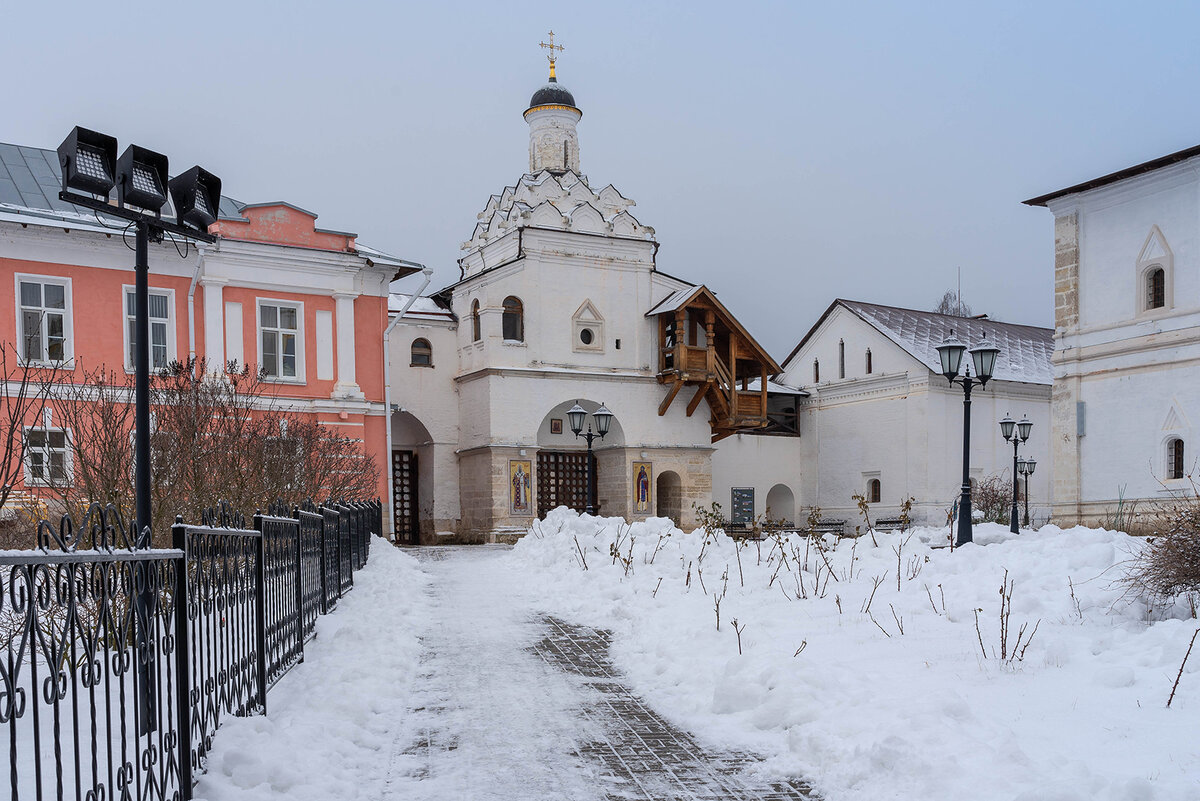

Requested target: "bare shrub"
[
  {"left": 1124, "top": 487, "right": 1200, "bottom": 606},
  {"left": 972, "top": 472, "right": 1014, "bottom": 525}
]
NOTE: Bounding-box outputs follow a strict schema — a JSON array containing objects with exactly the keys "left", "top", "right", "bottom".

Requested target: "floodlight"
[
  {"left": 57, "top": 126, "right": 118, "bottom": 196},
  {"left": 116, "top": 145, "right": 169, "bottom": 212},
  {"left": 169, "top": 166, "right": 222, "bottom": 231}
]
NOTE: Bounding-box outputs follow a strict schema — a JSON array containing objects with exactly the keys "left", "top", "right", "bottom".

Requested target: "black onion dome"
[{"left": 528, "top": 78, "right": 578, "bottom": 111}]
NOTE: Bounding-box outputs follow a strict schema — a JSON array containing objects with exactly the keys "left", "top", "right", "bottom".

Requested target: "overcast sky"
[{"left": 5, "top": 1, "right": 1200, "bottom": 356}]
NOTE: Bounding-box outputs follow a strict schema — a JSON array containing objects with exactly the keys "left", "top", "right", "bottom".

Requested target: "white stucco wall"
[{"left": 1046, "top": 156, "right": 1200, "bottom": 523}]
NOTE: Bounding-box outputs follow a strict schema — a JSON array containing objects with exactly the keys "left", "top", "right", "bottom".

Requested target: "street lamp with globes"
[{"left": 935, "top": 331, "right": 1001, "bottom": 547}]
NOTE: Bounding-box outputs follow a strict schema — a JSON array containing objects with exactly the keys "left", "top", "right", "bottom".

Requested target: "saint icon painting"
[
  {"left": 510, "top": 460, "right": 532, "bottom": 515},
  {"left": 632, "top": 461, "right": 652, "bottom": 514}
]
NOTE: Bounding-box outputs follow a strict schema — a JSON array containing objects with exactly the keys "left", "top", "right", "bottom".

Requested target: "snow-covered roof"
[
  {"left": 461, "top": 169, "right": 654, "bottom": 254},
  {"left": 645, "top": 287, "right": 699, "bottom": 317},
  {"left": 786, "top": 299, "right": 1054, "bottom": 386},
  {"left": 0, "top": 140, "right": 403, "bottom": 265},
  {"left": 745, "top": 377, "right": 809, "bottom": 396},
  {"left": 389, "top": 293, "right": 455, "bottom": 321}
]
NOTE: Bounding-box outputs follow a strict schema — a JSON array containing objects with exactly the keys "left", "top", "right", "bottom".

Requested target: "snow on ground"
[
  {"left": 510, "top": 510, "right": 1200, "bottom": 801},
  {"left": 192, "top": 537, "right": 431, "bottom": 801}
]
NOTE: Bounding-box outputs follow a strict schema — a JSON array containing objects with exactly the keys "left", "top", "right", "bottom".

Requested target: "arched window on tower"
[
  {"left": 1168, "top": 437, "right": 1185, "bottom": 479},
  {"left": 813, "top": 359, "right": 820, "bottom": 384},
  {"left": 867, "top": 478, "right": 881, "bottom": 504},
  {"left": 471, "top": 300, "right": 481, "bottom": 342},
  {"left": 839, "top": 339, "right": 846, "bottom": 379},
  {"left": 865, "top": 349, "right": 873, "bottom": 375},
  {"left": 411, "top": 338, "right": 432, "bottom": 366},
  {"left": 502, "top": 296, "right": 524, "bottom": 342},
  {"left": 1147, "top": 267, "right": 1166, "bottom": 310}
]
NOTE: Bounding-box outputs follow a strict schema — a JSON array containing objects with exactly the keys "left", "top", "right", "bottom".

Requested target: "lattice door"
[
  {"left": 537, "top": 451, "right": 596, "bottom": 518},
  {"left": 391, "top": 450, "right": 419, "bottom": 543}
]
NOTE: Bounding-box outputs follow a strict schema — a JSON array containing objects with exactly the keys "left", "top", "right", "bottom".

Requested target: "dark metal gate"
[
  {"left": 392, "top": 449, "right": 419, "bottom": 543},
  {"left": 537, "top": 450, "right": 596, "bottom": 518}
]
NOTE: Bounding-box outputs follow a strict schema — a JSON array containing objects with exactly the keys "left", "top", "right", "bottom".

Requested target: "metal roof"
[
  {"left": 0, "top": 140, "right": 250, "bottom": 225},
  {"left": 784, "top": 299, "right": 1054, "bottom": 386},
  {"left": 0, "top": 140, "right": 411, "bottom": 269},
  {"left": 1023, "top": 142, "right": 1200, "bottom": 207}
]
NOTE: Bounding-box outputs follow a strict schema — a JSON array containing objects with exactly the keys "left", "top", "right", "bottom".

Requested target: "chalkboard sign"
[{"left": 730, "top": 487, "right": 755, "bottom": 525}]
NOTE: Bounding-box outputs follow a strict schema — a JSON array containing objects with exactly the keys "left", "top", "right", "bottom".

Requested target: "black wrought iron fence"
[{"left": 4, "top": 498, "right": 382, "bottom": 801}]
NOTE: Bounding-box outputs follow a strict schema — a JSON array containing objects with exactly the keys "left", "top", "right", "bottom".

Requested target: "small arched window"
[
  {"left": 471, "top": 300, "right": 481, "bottom": 342},
  {"left": 865, "top": 349, "right": 873, "bottom": 375},
  {"left": 867, "top": 478, "right": 881, "bottom": 504},
  {"left": 502, "top": 296, "right": 524, "bottom": 342},
  {"left": 411, "top": 338, "right": 432, "bottom": 366},
  {"left": 1168, "top": 437, "right": 1185, "bottom": 479},
  {"left": 813, "top": 359, "right": 820, "bottom": 383},
  {"left": 1147, "top": 267, "right": 1166, "bottom": 310},
  {"left": 838, "top": 339, "right": 846, "bottom": 379}
]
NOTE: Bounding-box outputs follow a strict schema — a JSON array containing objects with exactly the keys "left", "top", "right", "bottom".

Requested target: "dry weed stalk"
[
  {"left": 852, "top": 493, "right": 879, "bottom": 547},
  {"left": 1167, "top": 628, "right": 1199, "bottom": 708},
  {"left": 731, "top": 618, "right": 746, "bottom": 655},
  {"left": 861, "top": 573, "right": 886, "bottom": 615}
]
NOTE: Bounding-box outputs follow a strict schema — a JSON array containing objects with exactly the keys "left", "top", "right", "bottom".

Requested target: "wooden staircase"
[{"left": 648, "top": 286, "right": 782, "bottom": 442}]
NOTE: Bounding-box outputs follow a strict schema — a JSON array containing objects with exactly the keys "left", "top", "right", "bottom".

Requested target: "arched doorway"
[
  {"left": 656, "top": 470, "right": 682, "bottom": 524},
  {"left": 391, "top": 411, "right": 432, "bottom": 544},
  {"left": 766, "top": 483, "right": 796, "bottom": 526},
  {"left": 535, "top": 399, "right": 626, "bottom": 518}
]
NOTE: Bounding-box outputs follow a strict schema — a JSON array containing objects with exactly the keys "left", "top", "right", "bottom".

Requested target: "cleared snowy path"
[
  {"left": 192, "top": 542, "right": 813, "bottom": 800},
  {"left": 388, "top": 545, "right": 814, "bottom": 800}
]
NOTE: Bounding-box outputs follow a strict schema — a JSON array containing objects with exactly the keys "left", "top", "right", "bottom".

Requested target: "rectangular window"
[
  {"left": 17, "top": 277, "right": 70, "bottom": 363},
  {"left": 259, "top": 301, "right": 302, "bottom": 379},
  {"left": 25, "top": 427, "right": 70, "bottom": 485},
  {"left": 124, "top": 288, "right": 173, "bottom": 370}
]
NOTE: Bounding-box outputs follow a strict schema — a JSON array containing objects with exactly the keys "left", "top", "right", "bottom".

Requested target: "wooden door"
[
  {"left": 391, "top": 450, "right": 419, "bottom": 543},
  {"left": 536, "top": 451, "right": 596, "bottom": 518}
]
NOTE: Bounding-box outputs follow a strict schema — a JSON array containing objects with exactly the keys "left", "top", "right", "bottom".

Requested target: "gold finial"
[{"left": 539, "top": 29, "right": 564, "bottom": 79}]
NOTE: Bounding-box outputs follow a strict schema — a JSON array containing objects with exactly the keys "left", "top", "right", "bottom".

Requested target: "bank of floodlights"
[{"left": 57, "top": 125, "right": 220, "bottom": 240}]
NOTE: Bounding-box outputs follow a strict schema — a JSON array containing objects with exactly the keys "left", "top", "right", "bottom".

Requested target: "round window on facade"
[{"left": 579, "top": 328, "right": 594, "bottom": 345}]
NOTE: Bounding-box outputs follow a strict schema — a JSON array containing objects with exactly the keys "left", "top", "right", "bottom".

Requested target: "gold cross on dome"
[{"left": 539, "top": 30, "right": 565, "bottom": 77}]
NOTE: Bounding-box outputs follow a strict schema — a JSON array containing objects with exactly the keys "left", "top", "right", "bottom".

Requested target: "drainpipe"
[
  {"left": 187, "top": 245, "right": 207, "bottom": 369},
  {"left": 384, "top": 263, "right": 434, "bottom": 541}
]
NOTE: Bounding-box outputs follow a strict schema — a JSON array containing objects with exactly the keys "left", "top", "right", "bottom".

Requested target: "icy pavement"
[{"left": 192, "top": 540, "right": 813, "bottom": 800}]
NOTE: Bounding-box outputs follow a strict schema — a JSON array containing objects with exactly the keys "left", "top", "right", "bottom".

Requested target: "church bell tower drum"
[{"left": 525, "top": 31, "right": 582, "bottom": 174}]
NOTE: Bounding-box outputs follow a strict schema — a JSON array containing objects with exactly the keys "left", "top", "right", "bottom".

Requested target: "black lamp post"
[
  {"left": 58, "top": 127, "right": 219, "bottom": 741},
  {"left": 1017, "top": 456, "right": 1037, "bottom": 527},
  {"left": 567, "top": 401, "right": 613, "bottom": 515},
  {"left": 999, "top": 414, "right": 1033, "bottom": 534},
  {"left": 936, "top": 331, "right": 1001, "bottom": 547},
  {"left": 57, "top": 126, "right": 220, "bottom": 547}
]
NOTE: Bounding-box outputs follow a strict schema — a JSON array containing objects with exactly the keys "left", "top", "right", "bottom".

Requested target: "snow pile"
[
  {"left": 193, "top": 537, "right": 430, "bottom": 801},
  {"left": 510, "top": 510, "right": 1200, "bottom": 801}
]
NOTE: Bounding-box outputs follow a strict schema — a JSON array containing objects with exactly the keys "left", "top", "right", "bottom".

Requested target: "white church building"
[
  {"left": 711, "top": 300, "right": 1054, "bottom": 528},
  {"left": 385, "top": 54, "right": 779, "bottom": 542},
  {"left": 384, "top": 50, "right": 1055, "bottom": 541},
  {"left": 1025, "top": 143, "right": 1200, "bottom": 526}
]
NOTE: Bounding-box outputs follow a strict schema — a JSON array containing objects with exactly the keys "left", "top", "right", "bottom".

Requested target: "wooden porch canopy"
[{"left": 646, "top": 285, "right": 784, "bottom": 442}]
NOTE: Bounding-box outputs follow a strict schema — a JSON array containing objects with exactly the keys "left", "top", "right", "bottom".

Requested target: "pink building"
[{"left": 0, "top": 140, "right": 419, "bottom": 531}]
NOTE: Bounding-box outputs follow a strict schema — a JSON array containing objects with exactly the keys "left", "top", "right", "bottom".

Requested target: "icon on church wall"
[
  {"left": 510, "top": 460, "right": 533, "bottom": 516},
  {"left": 632, "top": 461, "right": 652, "bottom": 514},
  {"left": 550, "top": 418, "right": 563, "bottom": 435}
]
